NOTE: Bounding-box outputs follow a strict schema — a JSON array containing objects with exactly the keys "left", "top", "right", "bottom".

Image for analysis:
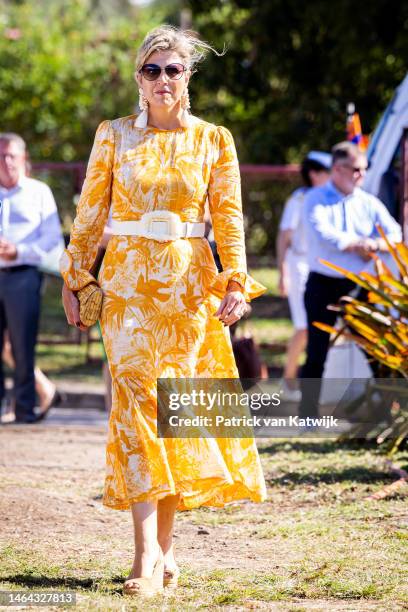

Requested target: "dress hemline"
[{"left": 102, "top": 482, "right": 267, "bottom": 512}]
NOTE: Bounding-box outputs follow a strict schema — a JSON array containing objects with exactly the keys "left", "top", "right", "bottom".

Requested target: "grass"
[
  {"left": 249, "top": 267, "right": 280, "bottom": 296},
  {"left": 242, "top": 317, "right": 293, "bottom": 344},
  {"left": 32, "top": 274, "right": 104, "bottom": 382},
  {"left": 36, "top": 341, "right": 105, "bottom": 384},
  {"left": 1, "top": 438, "right": 407, "bottom": 610},
  {"left": 39, "top": 275, "right": 66, "bottom": 336}
]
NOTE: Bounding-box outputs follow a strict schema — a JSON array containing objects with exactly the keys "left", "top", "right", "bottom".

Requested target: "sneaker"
[
  {"left": 0, "top": 398, "right": 15, "bottom": 424},
  {"left": 1, "top": 411, "right": 16, "bottom": 424}
]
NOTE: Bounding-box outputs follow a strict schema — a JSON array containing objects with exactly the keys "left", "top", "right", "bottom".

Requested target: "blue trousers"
[
  {"left": 298, "top": 271, "right": 381, "bottom": 419},
  {"left": 0, "top": 266, "right": 42, "bottom": 420}
]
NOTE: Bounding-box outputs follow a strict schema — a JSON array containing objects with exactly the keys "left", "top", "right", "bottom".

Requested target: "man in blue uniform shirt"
[
  {"left": 0, "top": 133, "right": 63, "bottom": 423},
  {"left": 299, "top": 141, "right": 401, "bottom": 421}
]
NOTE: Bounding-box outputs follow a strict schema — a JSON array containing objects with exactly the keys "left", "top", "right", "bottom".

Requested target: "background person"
[
  {"left": 1, "top": 332, "right": 60, "bottom": 423},
  {"left": 0, "top": 133, "right": 63, "bottom": 424},
  {"left": 298, "top": 141, "right": 402, "bottom": 422},
  {"left": 277, "top": 151, "right": 331, "bottom": 401}
]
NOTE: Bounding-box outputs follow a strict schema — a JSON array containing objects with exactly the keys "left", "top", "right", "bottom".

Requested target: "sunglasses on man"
[
  {"left": 139, "top": 63, "right": 186, "bottom": 81},
  {"left": 341, "top": 163, "right": 368, "bottom": 175}
]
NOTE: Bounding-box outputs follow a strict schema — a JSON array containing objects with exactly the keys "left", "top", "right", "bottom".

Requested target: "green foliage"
[
  {"left": 189, "top": 0, "right": 408, "bottom": 162},
  {"left": 0, "top": 0, "right": 167, "bottom": 160},
  {"left": 2, "top": 0, "right": 407, "bottom": 163}
]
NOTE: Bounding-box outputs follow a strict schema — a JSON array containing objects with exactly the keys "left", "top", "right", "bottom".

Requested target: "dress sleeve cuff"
[
  {"left": 208, "top": 269, "right": 267, "bottom": 302},
  {"left": 59, "top": 249, "right": 98, "bottom": 291}
]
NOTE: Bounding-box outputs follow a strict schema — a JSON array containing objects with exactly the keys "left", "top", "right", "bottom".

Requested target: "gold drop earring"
[
  {"left": 135, "top": 88, "right": 149, "bottom": 128},
  {"left": 180, "top": 88, "right": 191, "bottom": 127},
  {"left": 138, "top": 88, "right": 149, "bottom": 111}
]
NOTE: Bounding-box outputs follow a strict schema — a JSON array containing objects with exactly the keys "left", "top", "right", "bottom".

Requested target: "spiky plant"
[{"left": 314, "top": 226, "right": 408, "bottom": 454}]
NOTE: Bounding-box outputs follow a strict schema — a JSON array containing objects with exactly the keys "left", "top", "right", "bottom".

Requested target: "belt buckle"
[{"left": 142, "top": 211, "right": 182, "bottom": 242}]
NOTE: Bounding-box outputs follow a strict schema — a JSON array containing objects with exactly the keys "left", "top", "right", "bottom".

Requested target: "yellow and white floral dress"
[{"left": 60, "top": 114, "right": 267, "bottom": 511}]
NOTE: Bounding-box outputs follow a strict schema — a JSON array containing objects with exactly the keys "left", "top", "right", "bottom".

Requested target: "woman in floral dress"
[{"left": 61, "top": 25, "right": 267, "bottom": 597}]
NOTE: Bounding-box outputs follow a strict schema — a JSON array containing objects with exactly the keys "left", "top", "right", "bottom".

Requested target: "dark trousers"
[
  {"left": 298, "top": 272, "right": 356, "bottom": 418},
  {"left": 0, "top": 266, "right": 42, "bottom": 420}
]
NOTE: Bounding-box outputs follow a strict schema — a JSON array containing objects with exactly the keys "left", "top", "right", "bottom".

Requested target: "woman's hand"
[
  {"left": 215, "top": 281, "right": 248, "bottom": 326},
  {"left": 62, "top": 283, "right": 88, "bottom": 331}
]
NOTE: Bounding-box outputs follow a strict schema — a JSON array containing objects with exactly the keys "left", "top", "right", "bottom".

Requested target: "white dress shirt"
[
  {"left": 303, "top": 180, "right": 402, "bottom": 277},
  {"left": 0, "top": 176, "right": 63, "bottom": 268}
]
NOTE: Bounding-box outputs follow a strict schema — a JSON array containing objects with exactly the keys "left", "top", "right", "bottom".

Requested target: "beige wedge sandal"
[{"left": 123, "top": 551, "right": 165, "bottom": 598}]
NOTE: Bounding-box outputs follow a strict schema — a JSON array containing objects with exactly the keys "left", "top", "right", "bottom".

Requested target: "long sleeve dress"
[{"left": 60, "top": 114, "right": 268, "bottom": 511}]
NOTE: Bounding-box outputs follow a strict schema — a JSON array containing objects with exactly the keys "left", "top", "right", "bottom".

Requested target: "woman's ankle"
[
  {"left": 158, "top": 534, "right": 173, "bottom": 554},
  {"left": 138, "top": 542, "right": 161, "bottom": 557},
  {"left": 159, "top": 542, "right": 177, "bottom": 568},
  {"left": 129, "top": 543, "right": 162, "bottom": 578}
]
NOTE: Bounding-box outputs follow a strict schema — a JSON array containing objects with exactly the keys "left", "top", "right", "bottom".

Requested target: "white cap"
[{"left": 306, "top": 150, "right": 332, "bottom": 169}]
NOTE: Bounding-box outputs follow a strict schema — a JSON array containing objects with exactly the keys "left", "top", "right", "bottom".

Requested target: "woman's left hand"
[
  {"left": 62, "top": 283, "right": 88, "bottom": 331},
  {"left": 215, "top": 283, "right": 248, "bottom": 326}
]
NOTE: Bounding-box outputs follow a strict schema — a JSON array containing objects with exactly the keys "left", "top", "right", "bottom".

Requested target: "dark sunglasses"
[
  {"left": 341, "top": 163, "right": 368, "bottom": 175},
  {"left": 139, "top": 63, "right": 186, "bottom": 81}
]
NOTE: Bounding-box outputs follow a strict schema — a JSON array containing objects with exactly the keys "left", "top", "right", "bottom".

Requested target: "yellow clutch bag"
[{"left": 77, "top": 283, "right": 103, "bottom": 327}]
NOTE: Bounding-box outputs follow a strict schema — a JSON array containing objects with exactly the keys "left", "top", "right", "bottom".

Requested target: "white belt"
[{"left": 110, "top": 211, "right": 205, "bottom": 242}]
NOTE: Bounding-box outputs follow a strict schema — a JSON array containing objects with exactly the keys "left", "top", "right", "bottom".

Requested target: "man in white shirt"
[
  {"left": 0, "top": 133, "right": 63, "bottom": 423},
  {"left": 299, "top": 141, "right": 402, "bottom": 422}
]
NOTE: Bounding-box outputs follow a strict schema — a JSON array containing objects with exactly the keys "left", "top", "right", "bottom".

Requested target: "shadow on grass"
[
  {"left": 3, "top": 575, "right": 95, "bottom": 589},
  {"left": 2, "top": 574, "right": 126, "bottom": 594},
  {"left": 266, "top": 465, "right": 394, "bottom": 487},
  {"left": 258, "top": 439, "right": 380, "bottom": 455}
]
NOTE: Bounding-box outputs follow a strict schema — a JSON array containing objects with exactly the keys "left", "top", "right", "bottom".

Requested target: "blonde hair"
[{"left": 135, "top": 25, "right": 224, "bottom": 73}]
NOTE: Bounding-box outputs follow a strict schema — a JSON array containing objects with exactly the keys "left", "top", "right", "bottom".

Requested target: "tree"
[
  {"left": 0, "top": 0, "right": 166, "bottom": 160},
  {"left": 188, "top": 0, "right": 408, "bottom": 162}
]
